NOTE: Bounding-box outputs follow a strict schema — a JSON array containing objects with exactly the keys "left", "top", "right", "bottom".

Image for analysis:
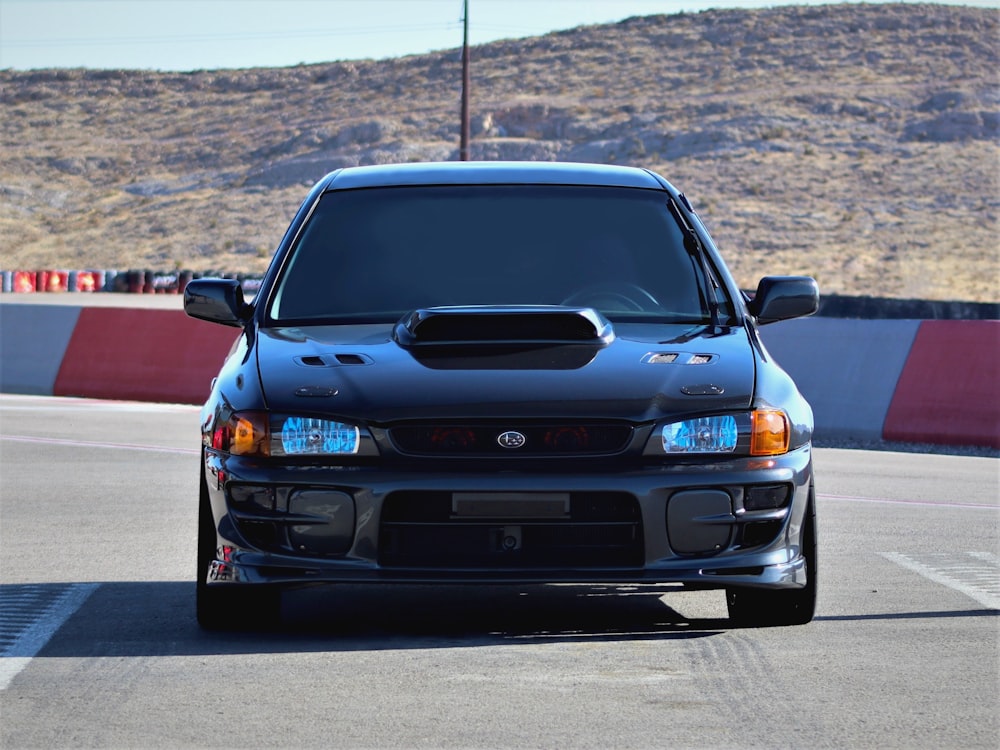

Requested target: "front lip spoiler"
[{"left": 206, "top": 555, "right": 806, "bottom": 589}]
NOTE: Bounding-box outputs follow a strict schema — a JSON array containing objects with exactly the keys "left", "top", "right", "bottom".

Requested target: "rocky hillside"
[{"left": 1, "top": 2, "right": 997, "bottom": 301}]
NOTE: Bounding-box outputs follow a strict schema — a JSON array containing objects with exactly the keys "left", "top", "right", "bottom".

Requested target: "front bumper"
[{"left": 202, "top": 446, "right": 813, "bottom": 591}]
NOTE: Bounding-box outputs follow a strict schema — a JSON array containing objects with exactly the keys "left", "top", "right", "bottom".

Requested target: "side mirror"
[
  {"left": 747, "top": 276, "right": 819, "bottom": 324},
  {"left": 183, "top": 278, "right": 252, "bottom": 327}
]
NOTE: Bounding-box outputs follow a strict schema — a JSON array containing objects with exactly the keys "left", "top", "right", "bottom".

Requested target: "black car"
[{"left": 185, "top": 161, "right": 819, "bottom": 629}]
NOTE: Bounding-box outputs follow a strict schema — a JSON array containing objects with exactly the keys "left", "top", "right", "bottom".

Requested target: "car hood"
[{"left": 254, "top": 321, "right": 757, "bottom": 423}]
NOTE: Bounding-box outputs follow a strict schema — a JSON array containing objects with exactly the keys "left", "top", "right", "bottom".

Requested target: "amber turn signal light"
[{"left": 750, "top": 409, "right": 790, "bottom": 456}]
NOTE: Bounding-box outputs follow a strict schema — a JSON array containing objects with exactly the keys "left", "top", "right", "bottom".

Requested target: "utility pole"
[{"left": 459, "top": 0, "right": 470, "bottom": 161}]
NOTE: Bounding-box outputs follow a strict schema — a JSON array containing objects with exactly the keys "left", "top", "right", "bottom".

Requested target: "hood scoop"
[{"left": 393, "top": 306, "right": 615, "bottom": 348}]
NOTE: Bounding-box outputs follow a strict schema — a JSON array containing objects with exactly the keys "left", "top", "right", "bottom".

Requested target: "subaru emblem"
[{"left": 497, "top": 431, "right": 526, "bottom": 449}]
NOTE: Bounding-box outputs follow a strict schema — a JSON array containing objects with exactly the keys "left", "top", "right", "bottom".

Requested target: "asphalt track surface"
[{"left": 1, "top": 394, "right": 997, "bottom": 749}]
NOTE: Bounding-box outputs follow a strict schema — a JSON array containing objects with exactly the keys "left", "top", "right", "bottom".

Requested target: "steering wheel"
[{"left": 562, "top": 282, "right": 663, "bottom": 313}]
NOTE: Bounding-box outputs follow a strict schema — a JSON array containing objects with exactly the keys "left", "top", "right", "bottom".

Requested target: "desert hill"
[{"left": 1, "top": 2, "right": 997, "bottom": 302}]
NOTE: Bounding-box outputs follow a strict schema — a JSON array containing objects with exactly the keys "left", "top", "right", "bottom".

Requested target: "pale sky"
[{"left": 1, "top": 0, "right": 996, "bottom": 71}]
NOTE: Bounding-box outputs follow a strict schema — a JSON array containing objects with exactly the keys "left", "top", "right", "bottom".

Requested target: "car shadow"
[
  {"left": 16, "top": 582, "right": 995, "bottom": 660},
  {"left": 24, "top": 581, "right": 728, "bottom": 658},
  {"left": 281, "top": 581, "right": 728, "bottom": 640}
]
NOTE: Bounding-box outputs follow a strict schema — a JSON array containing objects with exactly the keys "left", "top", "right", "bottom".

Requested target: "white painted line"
[
  {"left": 0, "top": 397, "right": 198, "bottom": 413},
  {"left": 882, "top": 552, "right": 1000, "bottom": 611},
  {"left": 968, "top": 550, "right": 1000, "bottom": 565},
  {"left": 821, "top": 493, "right": 997, "bottom": 511},
  {"left": 0, "top": 584, "right": 99, "bottom": 690},
  {"left": 0, "top": 435, "right": 197, "bottom": 455}
]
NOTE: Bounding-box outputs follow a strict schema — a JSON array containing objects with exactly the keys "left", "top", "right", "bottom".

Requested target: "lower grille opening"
[
  {"left": 738, "top": 520, "right": 783, "bottom": 549},
  {"left": 238, "top": 520, "right": 281, "bottom": 550},
  {"left": 379, "top": 491, "right": 644, "bottom": 569}
]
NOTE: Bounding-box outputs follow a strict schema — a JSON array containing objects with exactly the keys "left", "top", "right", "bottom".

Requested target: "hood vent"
[
  {"left": 394, "top": 306, "right": 615, "bottom": 348},
  {"left": 642, "top": 352, "right": 717, "bottom": 365},
  {"left": 335, "top": 353, "right": 367, "bottom": 365},
  {"left": 296, "top": 353, "right": 371, "bottom": 367}
]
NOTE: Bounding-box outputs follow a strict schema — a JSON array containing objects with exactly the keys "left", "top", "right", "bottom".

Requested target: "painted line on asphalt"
[
  {"left": 1, "top": 434, "right": 198, "bottom": 455},
  {"left": 819, "top": 493, "right": 997, "bottom": 511},
  {"left": 0, "top": 397, "right": 199, "bottom": 413},
  {"left": 0, "top": 584, "right": 99, "bottom": 690},
  {"left": 882, "top": 552, "right": 1000, "bottom": 611}
]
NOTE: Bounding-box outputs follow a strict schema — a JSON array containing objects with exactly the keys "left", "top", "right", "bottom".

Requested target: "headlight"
[
  {"left": 650, "top": 409, "right": 790, "bottom": 456},
  {"left": 212, "top": 411, "right": 375, "bottom": 457},
  {"left": 662, "top": 415, "right": 738, "bottom": 453},
  {"left": 280, "top": 416, "right": 359, "bottom": 455}
]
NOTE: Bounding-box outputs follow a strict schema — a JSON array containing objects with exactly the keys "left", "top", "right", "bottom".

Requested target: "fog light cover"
[
  {"left": 661, "top": 415, "right": 738, "bottom": 454},
  {"left": 287, "top": 489, "right": 356, "bottom": 555},
  {"left": 744, "top": 484, "right": 791, "bottom": 511},
  {"left": 229, "top": 484, "right": 276, "bottom": 512}
]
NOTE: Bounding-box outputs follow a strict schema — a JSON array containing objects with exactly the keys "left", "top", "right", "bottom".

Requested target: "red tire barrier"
[
  {"left": 177, "top": 270, "right": 194, "bottom": 294},
  {"left": 13, "top": 271, "right": 36, "bottom": 293},
  {"left": 69, "top": 270, "right": 104, "bottom": 292},
  {"left": 36, "top": 271, "right": 69, "bottom": 292},
  {"left": 125, "top": 270, "right": 144, "bottom": 294},
  {"left": 883, "top": 320, "right": 1000, "bottom": 448},
  {"left": 1, "top": 269, "right": 260, "bottom": 294}
]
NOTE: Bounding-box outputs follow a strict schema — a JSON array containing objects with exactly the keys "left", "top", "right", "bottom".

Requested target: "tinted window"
[{"left": 269, "top": 185, "right": 713, "bottom": 323}]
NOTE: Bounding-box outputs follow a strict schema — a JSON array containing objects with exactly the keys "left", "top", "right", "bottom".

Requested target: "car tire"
[
  {"left": 726, "top": 487, "right": 817, "bottom": 627},
  {"left": 196, "top": 465, "right": 280, "bottom": 630}
]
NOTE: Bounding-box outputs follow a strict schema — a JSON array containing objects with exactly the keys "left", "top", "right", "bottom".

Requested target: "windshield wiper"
[{"left": 667, "top": 198, "right": 721, "bottom": 330}]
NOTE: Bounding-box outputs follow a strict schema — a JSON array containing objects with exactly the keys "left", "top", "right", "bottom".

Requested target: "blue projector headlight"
[
  {"left": 661, "top": 415, "right": 738, "bottom": 453},
  {"left": 280, "top": 417, "right": 360, "bottom": 455}
]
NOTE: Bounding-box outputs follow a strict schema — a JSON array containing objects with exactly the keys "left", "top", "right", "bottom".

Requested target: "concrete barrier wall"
[
  {"left": 881, "top": 320, "right": 1000, "bottom": 448},
  {"left": 0, "top": 304, "right": 82, "bottom": 395},
  {"left": 759, "top": 318, "right": 923, "bottom": 444},
  {"left": 51, "top": 307, "right": 241, "bottom": 404},
  {"left": 1, "top": 302, "right": 997, "bottom": 449}
]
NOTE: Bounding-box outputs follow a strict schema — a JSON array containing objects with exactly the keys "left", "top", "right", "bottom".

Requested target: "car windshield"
[{"left": 268, "top": 184, "right": 716, "bottom": 324}]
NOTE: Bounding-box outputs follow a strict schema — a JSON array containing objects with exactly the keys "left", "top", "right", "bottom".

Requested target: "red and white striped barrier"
[{"left": 0, "top": 301, "right": 997, "bottom": 449}]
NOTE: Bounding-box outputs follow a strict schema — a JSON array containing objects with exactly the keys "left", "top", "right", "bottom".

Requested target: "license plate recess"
[{"left": 451, "top": 492, "right": 570, "bottom": 518}]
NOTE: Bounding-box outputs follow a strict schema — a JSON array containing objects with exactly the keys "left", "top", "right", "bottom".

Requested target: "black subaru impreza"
[{"left": 185, "top": 161, "right": 819, "bottom": 629}]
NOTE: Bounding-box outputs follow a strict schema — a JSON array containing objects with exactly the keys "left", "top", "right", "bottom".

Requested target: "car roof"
[{"left": 323, "top": 161, "right": 670, "bottom": 191}]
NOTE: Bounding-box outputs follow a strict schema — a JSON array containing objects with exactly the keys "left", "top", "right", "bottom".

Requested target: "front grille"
[
  {"left": 388, "top": 423, "right": 633, "bottom": 456},
  {"left": 378, "top": 491, "right": 644, "bottom": 569}
]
